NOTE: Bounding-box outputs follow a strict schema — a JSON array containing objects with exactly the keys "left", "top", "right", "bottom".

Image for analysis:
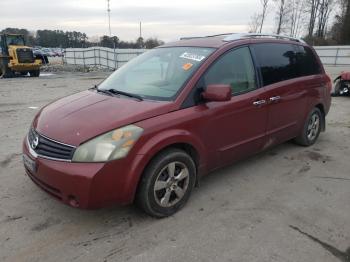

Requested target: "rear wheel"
[
  {"left": 29, "top": 70, "right": 40, "bottom": 77},
  {"left": 136, "top": 148, "right": 196, "bottom": 218},
  {"left": 294, "top": 107, "right": 322, "bottom": 146}
]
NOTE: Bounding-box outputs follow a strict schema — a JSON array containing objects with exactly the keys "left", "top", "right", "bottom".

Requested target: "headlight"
[{"left": 72, "top": 125, "right": 143, "bottom": 162}]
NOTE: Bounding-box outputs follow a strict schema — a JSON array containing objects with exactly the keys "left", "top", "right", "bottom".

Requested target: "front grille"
[
  {"left": 28, "top": 128, "right": 75, "bottom": 161},
  {"left": 17, "top": 48, "right": 35, "bottom": 63}
]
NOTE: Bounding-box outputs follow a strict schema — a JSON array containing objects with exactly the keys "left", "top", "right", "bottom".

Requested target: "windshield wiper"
[
  {"left": 95, "top": 87, "right": 114, "bottom": 96},
  {"left": 108, "top": 88, "right": 143, "bottom": 101},
  {"left": 94, "top": 85, "right": 143, "bottom": 101}
]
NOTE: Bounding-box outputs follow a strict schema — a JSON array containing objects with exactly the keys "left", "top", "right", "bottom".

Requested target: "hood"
[{"left": 33, "top": 90, "right": 174, "bottom": 146}]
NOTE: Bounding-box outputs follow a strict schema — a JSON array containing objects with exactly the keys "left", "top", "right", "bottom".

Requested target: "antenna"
[{"left": 107, "top": 0, "right": 111, "bottom": 37}]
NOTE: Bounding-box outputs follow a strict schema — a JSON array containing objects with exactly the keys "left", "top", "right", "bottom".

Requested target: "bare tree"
[
  {"left": 274, "top": 0, "right": 289, "bottom": 34},
  {"left": 259, "top": 0, "right": 270, "bottom": 33},
  {"left": 307, "top": 0, "right": 321, "bottom": 37},
  {"left": 316, "top": 0, "right": 335, "bottom": 37},
  {"left": 289, "top": 0, "right": 306, "bottom": 37},
  {"left": 248, "top": 13, "right": 263, "bottom": 33},
  {"left": 340, "top": 0, "right": 350, "bottom": 43},
  {"left": 338, "top": 0, "right": 349, "bottom": 18},
  {"left": 330, "top": 0, "right": 348, "bottom": 42}
]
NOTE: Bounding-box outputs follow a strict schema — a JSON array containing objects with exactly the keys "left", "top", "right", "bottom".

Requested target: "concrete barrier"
[{"left": 314, "top": 46, "right": 350, "bottom": 66}]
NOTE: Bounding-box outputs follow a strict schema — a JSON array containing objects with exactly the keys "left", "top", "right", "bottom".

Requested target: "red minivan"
[{"left": 22, "top": 33, "right": 331, "bottom": 217}]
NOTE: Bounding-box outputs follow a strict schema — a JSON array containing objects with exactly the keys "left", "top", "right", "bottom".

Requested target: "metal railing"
[
  {"left": 62, "top": 46, "right": 350, "bottom": 69},
  {"left": 314, "top": 46, "right": 350, "bottom": 66},
  {"left": 63, "top": 47, "right": 146, "bottom": 69}
]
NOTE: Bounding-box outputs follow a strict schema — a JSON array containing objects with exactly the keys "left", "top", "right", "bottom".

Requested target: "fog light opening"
[{"left": 68, "top": 195, "right": 80, "bottom": 208}]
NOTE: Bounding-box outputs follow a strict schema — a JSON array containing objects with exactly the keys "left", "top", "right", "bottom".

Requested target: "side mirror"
[{"left": 202, "top": 84, "right": 232, "bottom": 102}]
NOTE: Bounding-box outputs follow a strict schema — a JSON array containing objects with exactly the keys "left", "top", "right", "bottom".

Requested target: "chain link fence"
[
  {"left": 62, "top": 46, "right": 350, "bottom": 69},
  {"left": 63, "top": 47, "right": 146, "bottom": 69}
]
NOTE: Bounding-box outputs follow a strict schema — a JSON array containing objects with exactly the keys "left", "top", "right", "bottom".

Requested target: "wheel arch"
[
  {"left": 127, "top": 130, "right": 209, "bottom": 203},
  {"left": 146, "top": 142, "right": 200, "bottom": 175},
  {"left": 315, "top": 103, "right": 326, "bottom": 131}
]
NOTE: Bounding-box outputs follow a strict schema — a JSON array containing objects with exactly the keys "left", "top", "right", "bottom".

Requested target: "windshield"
[
  {"left": 6, "top": 35, "right": 25, "bottom": 46},
  {"left": 98, "top": 47, "right": 215, "bottom": 101}
]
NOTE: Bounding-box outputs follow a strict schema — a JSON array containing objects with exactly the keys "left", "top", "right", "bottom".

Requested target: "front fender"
[
  {"left": 137, "top": 129, "right": 207, "bottom": 162},
  {"left": 123, "top": 129, "right": 210, "bottom": 203}
]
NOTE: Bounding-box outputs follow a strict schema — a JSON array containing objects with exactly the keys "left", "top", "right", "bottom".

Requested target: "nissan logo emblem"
[{"left": 31, "top": 135, "right": 39, "bottom": 149}]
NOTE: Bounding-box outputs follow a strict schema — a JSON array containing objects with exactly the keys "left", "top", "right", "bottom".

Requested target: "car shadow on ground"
[{"left": 28, "top": 140, "right": 302, "bottom": 225}]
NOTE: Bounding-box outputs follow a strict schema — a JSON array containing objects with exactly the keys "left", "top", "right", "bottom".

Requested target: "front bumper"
[
  {"left": 9, "top": 59, "right": 41, "bottom": 71},
  {"left": 22, "top": 136, "right": 146, "bottom": 209}
]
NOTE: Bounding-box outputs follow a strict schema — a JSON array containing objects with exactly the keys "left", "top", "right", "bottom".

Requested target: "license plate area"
[{"left": 23, "top": 154, "right": 37, "bottom": 174}]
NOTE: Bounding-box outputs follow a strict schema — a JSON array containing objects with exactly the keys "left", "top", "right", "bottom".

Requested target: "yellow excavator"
[{"left": 0, "top": 34, "right": 42, "bottom": 78}]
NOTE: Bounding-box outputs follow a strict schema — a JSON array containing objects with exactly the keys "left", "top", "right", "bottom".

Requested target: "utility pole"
[
  {"left": 107, "top": 0, "right": 116, "bottom": 69},
  {"left": 107, "top": 0, "right": 111, "bottom": 37},
  {"left": 139, "top": 21, "right": 142, "bottom": 38}
]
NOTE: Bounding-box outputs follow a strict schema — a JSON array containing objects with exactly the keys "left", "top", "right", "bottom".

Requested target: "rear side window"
[
  {"left": 295, "top": 45, "right": 322, "bottom": 76},
  {"left": 252, "top": 43, "right": 298, "bottom": 86}
]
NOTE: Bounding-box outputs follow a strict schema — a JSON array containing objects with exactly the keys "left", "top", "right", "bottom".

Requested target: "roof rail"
[
  {"left": 180, "top": 33, "right": 235, "bottom": 40},
  {"left": 223, "top": 33, "right": 305, "bottom": 43},
  {"left": 180, "top": 36, "right": 205, "bottom": 40}
]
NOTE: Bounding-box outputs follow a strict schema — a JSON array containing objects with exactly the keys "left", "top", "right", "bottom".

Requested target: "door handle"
[
  {"left": 269, "top": 96, "right": 281, "bottom": 102},
  {"left": 253, "top": 100, "right": 266, "bottom": 106}
]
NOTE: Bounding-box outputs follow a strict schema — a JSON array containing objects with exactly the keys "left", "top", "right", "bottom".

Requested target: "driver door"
[{"left": 199, "top": 46, "right": 269, "bottom": 167}]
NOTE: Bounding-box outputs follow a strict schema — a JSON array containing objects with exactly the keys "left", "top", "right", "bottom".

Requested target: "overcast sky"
[{"left": 0, "top": 0, "right": 276, "bottom": 42}]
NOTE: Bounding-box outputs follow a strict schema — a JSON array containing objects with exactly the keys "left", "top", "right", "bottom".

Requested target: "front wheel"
[
  {"left": 294, "top": 107, "right": 322, "bottom": 146},
  {"left": 29, "top": 70, "right": 40, "bottom": 77},
  {"left": 136, "top": 148, "right": 196, "bottom": 218},
  {"left": 0, "top": 65, "right": 12, "bottom": 78}
]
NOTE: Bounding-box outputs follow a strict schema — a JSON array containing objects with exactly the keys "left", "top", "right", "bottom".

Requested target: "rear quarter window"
[
  {"left": 252, "top": 43, "right": 298, "bottom": 86},
  {"left": 295, "top": 45, "right": 322, "bottom": 76}
]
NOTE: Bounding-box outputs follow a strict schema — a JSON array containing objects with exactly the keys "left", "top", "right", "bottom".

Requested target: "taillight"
[{"left": 325, "top": 74, "right": 332, "bottom": 94}]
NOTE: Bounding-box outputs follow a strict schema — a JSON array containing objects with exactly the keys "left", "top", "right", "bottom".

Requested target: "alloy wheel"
[
  {"left": 153, "top": 161, "right": 190, "bottom": 208},
  {"left": 307, "top": 113, "right": 320, "bottom": 141}
]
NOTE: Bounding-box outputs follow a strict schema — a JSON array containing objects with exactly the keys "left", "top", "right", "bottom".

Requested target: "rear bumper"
[{"left": 22, "top": 137, "right": 147, "bottom": 209}]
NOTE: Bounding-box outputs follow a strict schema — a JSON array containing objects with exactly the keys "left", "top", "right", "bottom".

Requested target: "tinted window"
[
  {"left": 252, "top": 43, "right": 298, "bottom": 86},
  {"left": 295, "top": 45, "right": 322, "bottom": 76},
  {"left": 203, "top": 47, "right": 257, "bottom": 95},
  {"left": 6, "top": 35, "right": 25, "bottom": 46}
]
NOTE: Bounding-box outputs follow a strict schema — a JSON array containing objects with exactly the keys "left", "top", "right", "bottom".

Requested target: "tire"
[
  {"left": 331, "top": 81, "right": 341, "bottom": 97},
  {"left": 136, "top": 148, "right": 196, "bottom": 218},
  {"left": 294, "top": 107, "right": 323, "bottom": 146},
  {"left": 0, "top": 67, "right": 5, "bottom": 79},
  {"left": 29, "top": 70, "right": 40, "bottom": 77},
  {"left": 0, "top": 65, "right": 12, "bottom": 78}
]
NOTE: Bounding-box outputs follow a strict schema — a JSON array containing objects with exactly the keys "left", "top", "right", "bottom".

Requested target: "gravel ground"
[{"left": 0, "top": 67, "right": 349, "bottom": 262}]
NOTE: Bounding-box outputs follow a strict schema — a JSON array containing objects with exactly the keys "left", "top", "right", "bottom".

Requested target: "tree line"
[
  {"left": 2, "top": 1, "right": 350, "bottom": 48},
  {"left": 249, "top": 0, "right": 350, "bottom": 45},
  {"left": 0, "top": 28, "right": 164, "bottom": 49}
]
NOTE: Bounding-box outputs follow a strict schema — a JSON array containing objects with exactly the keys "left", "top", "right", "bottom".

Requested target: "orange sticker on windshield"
[{"left": 182, "top": 63, "right": 193, "bottom": 71}]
